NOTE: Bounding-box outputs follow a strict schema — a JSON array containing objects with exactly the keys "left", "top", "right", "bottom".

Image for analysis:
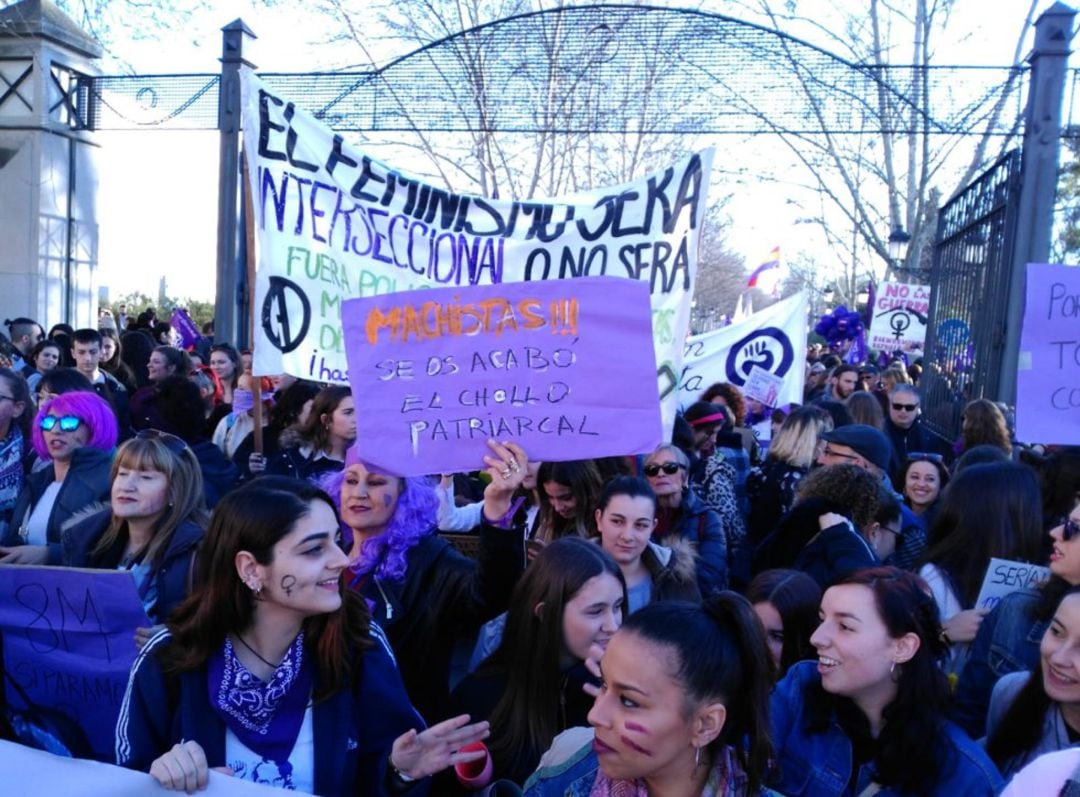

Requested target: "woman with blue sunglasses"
[{"left": 0, "top": 390, "right": 117, "bottom": 564}]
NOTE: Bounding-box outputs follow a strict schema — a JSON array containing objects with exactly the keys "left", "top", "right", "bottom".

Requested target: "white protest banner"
[
  {"left": 0, "top": 740, "right": 295, "bottom": 796},
  {"left": 867, "top": 281, "right": 931, "bottom": 353},
  {"left": 974, "top": 557, "right": 1051, "bottom": 612},
  {"left": 677, "top": 291, "right": 808, "bottom": 409},
  {"left": 240, "top": 69, "right": 712, "bottom": 436},
  {"left": 1016, "top": 264, "right": 1080, "bottom": 445}
]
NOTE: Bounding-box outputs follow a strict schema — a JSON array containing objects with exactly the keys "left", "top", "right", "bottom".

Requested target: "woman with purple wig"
[
  {"left": 322, "top": 439, "right": 527, "bottom": 720},
  {"left": 0, "top": 390, "right": 117, "bottom": 564}
]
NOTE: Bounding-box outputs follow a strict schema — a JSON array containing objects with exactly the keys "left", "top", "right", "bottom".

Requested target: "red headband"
[{"left": 689, "top": 412, "right": 726, "bottom": 427}]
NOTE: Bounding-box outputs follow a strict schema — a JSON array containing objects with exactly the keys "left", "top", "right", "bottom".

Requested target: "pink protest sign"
[
  {"left": 1016, "top": 263, "right": 1080, "bottom": 445},
  {"left": 341, "top": 276, "right": 662, "bottom": 476}
]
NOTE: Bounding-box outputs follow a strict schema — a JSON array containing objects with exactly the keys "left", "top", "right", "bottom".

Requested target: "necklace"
[{"left": 235, "top": 633, "right": 280, "bottom": 670}]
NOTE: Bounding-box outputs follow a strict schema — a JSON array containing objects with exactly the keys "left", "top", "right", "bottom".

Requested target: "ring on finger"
[
  {"left": 508, "top": 459, "right": 520, "bottom": 472},
  {"left": 500, "top": 469, "right": 512, "bottom": 479}
]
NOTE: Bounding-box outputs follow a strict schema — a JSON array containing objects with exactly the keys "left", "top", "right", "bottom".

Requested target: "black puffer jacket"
[
  {"left": 2, "top": 446, "right": 113, "bottom": 562},
  {"left": 355, "top": 521, "right": 526, "bottom": 721}
]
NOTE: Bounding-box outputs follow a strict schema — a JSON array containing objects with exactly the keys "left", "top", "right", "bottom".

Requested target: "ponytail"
[
  {"left": 702, "top": 594, "right": 776, "bottom": 792},
  {"left": 622, "top": 596, "right": 775, "bottom": 792}
]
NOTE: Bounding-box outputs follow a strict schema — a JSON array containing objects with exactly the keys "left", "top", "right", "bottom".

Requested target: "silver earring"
[
  {"left": 890, "top": 661, "right": 896, "bottom": 674},
  {"left": 247, "top": 580, "right": 262, "bottom": 595},
  {"left": 694, "top": 746, "right": 701, "bottom": 768}
]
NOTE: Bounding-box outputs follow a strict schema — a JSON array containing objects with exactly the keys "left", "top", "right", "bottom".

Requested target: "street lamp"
[
  {"left": 888, "top": 226, "right": 911, "bottom": 266},
  {"left": 857, "top": 283, "right": 870, "bottom": 307}
]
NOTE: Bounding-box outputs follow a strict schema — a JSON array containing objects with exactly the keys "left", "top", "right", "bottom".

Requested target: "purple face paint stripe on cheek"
[
  {"left": 624, "top": 721, "right": 649, "bottom": 735},
  {"left": 620, "top": 735, "right": 653, "bottom": 756}
]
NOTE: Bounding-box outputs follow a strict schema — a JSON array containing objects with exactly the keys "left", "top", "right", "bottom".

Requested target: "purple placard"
[
  {"left": 0, "top": 565, "right": 151, "bottom": 761},
  {"left": 1016, "top": 263, "right": 1080, "bottom": 445},
  {"left": 341, "top": 276, "right": 662, "bottom": 476},
  {"left": 170, "top": 307, "right": 201, "bottom": 349}
]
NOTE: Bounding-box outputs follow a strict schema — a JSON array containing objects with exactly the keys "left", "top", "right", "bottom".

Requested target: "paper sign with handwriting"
[
  {"left": 974, "top": 557, "right": 1051, "bottom": 612},
  {"left": 342, "top": 276, "right": 662, "bottom": 475},
  {"left": 0, "top": 566, "right": 150, "bottom": 761}
]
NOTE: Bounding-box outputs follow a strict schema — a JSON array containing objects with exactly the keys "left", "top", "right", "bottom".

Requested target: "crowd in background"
[{"left": 0, "top": 309, "right": 1078, "bottom": 797}]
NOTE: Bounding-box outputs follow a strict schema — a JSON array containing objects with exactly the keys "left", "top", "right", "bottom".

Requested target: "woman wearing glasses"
[
  {"left": 0, "top": 391, "right": 117, "bottom": 564},
  {"left": 955, "top": 502, "right": 1080, "bottom": 737},
  {"left": 643, "top": 444, "right": 728, "bottom": 596},
  {"left": 0, "top": 368, "right": 29, "bottom": 536},
  {"left": 62, "top": 432, "right": 208, "bottom": 634}
]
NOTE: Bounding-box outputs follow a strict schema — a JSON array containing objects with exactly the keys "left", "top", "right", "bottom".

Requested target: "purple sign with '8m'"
[{"left": 341, "top": 276, "right": 662, "bottom": 476}]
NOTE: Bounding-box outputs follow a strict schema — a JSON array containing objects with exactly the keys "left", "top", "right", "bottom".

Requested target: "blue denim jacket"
[
  {"left": 953, "top": 588, "right": 1045, "bottom": 738},
  {"left": 771, "top": 662, "right": 1003, "bottom": 796}
]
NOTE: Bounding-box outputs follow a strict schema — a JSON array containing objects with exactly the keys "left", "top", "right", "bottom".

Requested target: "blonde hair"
[
  {"left": 92, "top": 436, "right": 209, "bottom": 567},
  {"left": 767, "top": 407, "right": 833, "bottom": 469}
]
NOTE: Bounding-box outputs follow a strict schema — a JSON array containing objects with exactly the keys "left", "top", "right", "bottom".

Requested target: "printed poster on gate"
[
  {"left": 867, "top": 281, "right": 931, "bottom": 353},
  {"left": 240, "top": 68, "right": 713, "bottom": 437}
]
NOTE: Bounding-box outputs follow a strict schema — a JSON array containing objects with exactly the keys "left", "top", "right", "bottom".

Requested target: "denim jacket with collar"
[
  {"left": 953, "top": 588, "right": 1045, "bottom": 738},
  {"left": 771, "top": 662, "right": 1002, "bottom": 796}
]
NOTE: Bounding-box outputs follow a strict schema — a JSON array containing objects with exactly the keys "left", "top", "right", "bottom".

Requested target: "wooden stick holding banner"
[{"left": 241, "top": 151, "right": 263, "bottom": 455}]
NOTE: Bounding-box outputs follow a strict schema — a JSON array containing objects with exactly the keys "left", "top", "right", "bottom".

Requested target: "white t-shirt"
[
  {"left": 224, "top": 703, "right": 315, "bottom": 793},
  {"left": 23, "top": 481, "right": 62, "bottom": 546}
]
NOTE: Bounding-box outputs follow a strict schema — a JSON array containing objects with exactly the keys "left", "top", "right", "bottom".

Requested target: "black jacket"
[
  {"left": 189, "top": 440, "right": 239, "bottom": 509},
  {"left": 794, "top": 517, "right": 880, "bottom": 590},
  {"left": 2, "top": 446, "right": 113, "bottom": 562},
  {"left": 61, "top": 506, "right": 204, "bottom": 624},
  {"left": 357, "top": 522, "right": 525, "bottom": 722}
]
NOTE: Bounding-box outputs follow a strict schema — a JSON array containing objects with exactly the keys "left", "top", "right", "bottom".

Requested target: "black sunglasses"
[
  {"left": 907, "top": 452, "right": 944, "bottom": 464},
  {"left": 1063, "top": 517, "right": 1080, "bottom": 542},
  {"left": 135, "top": 429, "right": 188, "bottom": 455},
  {"left": 891, "top": 402, "right": 919, "bottom": 412},
  {"left": 644, "top": 462, "right": 684, "bottom": 477}
]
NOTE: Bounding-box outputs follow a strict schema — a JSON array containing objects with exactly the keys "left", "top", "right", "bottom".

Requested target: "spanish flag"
[{"left": 746, "top": 246, "right": 783, "bottom": 296}]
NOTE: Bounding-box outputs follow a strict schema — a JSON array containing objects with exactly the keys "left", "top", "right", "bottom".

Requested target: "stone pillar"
[
  {"left": 997, "top": 2, "right": 1076, "bottom": 404},
  {"left": 0, "top": 0, "right": 101, "bottom": 330}
]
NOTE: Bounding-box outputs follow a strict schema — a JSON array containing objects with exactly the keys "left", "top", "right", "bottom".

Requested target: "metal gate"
[{"left": 921, "top": 150, "right": 1023, "bottom": 442}]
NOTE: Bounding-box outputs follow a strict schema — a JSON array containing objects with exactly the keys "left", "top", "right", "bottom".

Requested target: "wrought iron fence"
[{"left": 921, "top": 149, "right": 1022, "bottom": 443}]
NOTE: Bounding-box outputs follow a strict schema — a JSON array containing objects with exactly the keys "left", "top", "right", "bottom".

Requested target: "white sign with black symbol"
[{"left": 677, "top": 292, "right": 808, "bottom": 409}]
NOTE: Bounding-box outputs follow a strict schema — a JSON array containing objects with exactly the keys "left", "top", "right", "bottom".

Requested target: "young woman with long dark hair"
[
  {"left": 770, "top": 567, "right": 1002, "bottom": 795},
  {"left": 986, "top": 586, "right": 1080, "bottom": 778},
  {"left": 525, "top": 594, "right": 777, "bottom": 796},
  {"left": 747, "top": 568, "right": 822, "bottom": 679},
  {"left": 116, "top": 477, "right": 489, "bottom": 794},
  {"left": 452, "top": 537, "right": 626, "bottom": 786}
]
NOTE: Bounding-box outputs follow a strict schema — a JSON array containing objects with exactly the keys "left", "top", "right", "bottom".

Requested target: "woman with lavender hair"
[
  {"left": 0, "top": 391, "right": 117, "bottom": 564},
  {"left": 322, "top": 440, "right": 527, "bottom": 720}
]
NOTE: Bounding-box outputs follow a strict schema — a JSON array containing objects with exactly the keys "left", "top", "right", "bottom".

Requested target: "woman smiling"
[
  {"left": 116, "top": 477, "right": 489, "bottom": 795},
  {"left": 62, "top": 431, "right": 208, "bottom": 630}
]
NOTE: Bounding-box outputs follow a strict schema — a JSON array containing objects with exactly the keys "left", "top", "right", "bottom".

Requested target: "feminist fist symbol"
[
  {"left": 739, "top": 340, "right": 774, "bottom": 378},
  {"left": 723, "top": 327, "right": 794, "bottom": 387}
]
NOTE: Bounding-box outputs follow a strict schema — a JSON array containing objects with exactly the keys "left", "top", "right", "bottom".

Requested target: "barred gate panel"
[{"left": 922, "top": 150, "right": 1022, "bottom": 443}]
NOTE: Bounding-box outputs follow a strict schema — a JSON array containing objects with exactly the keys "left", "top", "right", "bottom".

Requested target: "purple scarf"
[{"left": 208, "top": 634, "right": 312, "bottom": 768}]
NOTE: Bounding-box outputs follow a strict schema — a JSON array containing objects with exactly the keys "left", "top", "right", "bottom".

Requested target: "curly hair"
[
  {"left": 32, "top": 391, "right": 118, "bottom": 458},
  {"left": 701, "top": 382, "right": 747, "bottom": 426},
  {"left": 794, "top": 463, "right": 882, "bottom": 530},
  {"left": 961, "top": 398, "right": 1011, "bottom": 455},
  {"left": 320, "top": 465, "right": 438, "bottom": 584}
]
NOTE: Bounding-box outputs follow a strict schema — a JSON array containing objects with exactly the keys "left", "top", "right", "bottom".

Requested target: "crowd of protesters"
[{"left": 0, "top": 309, "right": 1078, "bottom": 797}]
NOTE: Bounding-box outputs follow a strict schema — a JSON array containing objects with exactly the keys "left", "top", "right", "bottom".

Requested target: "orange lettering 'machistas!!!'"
[{"left": 365, "top": 296, "right": 579, "bottom": 344}]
